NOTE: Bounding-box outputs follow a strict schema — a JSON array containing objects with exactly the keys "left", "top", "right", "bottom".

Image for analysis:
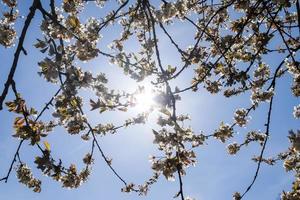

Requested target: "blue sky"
[{"left": 0, "top": 1, "right": 299, "bottom": 200}]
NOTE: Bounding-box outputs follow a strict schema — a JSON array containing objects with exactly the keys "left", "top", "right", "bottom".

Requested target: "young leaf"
[{"left": 43, "top": 141, "right": 51, "bottom": 151}]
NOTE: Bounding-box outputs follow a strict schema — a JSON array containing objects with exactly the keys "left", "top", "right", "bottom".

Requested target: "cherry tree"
[{"left": 0, "top": 0, "right": 299, "bottom": 199}]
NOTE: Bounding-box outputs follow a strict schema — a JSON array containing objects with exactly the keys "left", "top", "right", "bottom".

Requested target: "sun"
[{"left": 133, "top": 82, "right": 156, "bottom": 112}]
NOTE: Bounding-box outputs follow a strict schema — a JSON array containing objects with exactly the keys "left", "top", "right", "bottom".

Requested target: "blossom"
[
  {"left": 293, "top": 105, "right": 300, "bottom": 119},
  {"left": 214, "top": 122, "right": 233, "bottom": 143},
  {"left": 227, "top": 143, "right": 240, "bottom": 155},
  {"left": 205, "top": 80, "right": 221, "bottom": 94},
  {"left": 251, "top": 88, "right": 274, "bottom": 104},
  {"left": 16, "top": 164, "right": 41, "bottom": 193},
  {"left": 234, "top": 108, "right": 248, "bottom": 127},
  {"left": 38, "top": 58, "right": 60, "bottom": 83},
  {"left": 233, "top": 192, "right": 241, "bottom": 200},
  {"left": 0, "top": 23, "right": 16, "bottom": 47}
]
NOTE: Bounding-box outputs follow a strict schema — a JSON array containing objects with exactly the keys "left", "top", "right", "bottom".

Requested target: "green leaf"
[
  {"left": 67, "top": 15, "right": 80, "bottom": 29},
  {"left": 167, "top": 65, "right": 176, "bottom": 75},
  {"left": 43, "top": 141, "right": 51, "bottom": 151},
  {"left": 159, "top": 108, "right": 171, "bottom": 116}
]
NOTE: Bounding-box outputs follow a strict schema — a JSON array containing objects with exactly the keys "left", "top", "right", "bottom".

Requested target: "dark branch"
[{"left": 0, "top": 0, "right": 39, "bottom": 110}]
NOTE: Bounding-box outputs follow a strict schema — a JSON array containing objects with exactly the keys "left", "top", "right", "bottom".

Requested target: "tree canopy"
[{"left": 0, "top": 0, "right": 299, "bottom": 199}]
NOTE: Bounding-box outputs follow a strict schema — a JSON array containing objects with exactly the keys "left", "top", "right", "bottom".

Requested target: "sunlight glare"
[{"left": 133, "top": 82, "right": 156, "bottom": 112}]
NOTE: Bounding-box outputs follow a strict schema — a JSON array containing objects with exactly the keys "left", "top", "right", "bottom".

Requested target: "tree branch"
[{"left": 0, "top": 0, "right": 40, "bottom": 110}]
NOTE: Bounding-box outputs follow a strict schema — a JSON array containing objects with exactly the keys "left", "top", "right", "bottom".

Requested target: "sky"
[{"left": 0, "top": 1, "right": 299, "bottom": 200}]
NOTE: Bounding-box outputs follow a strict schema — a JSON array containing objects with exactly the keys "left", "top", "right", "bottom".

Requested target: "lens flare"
[{"left": 133, "top": 82, "right": 156, "bottom": 112}]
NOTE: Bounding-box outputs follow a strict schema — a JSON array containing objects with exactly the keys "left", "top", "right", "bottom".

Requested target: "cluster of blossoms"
[
  {"left": 227, "top": 142, "right": 240, "bottom": 155},
  {"left": 150, "top": 150, "right": 196, "bottom": 181},
  {"left": 0, "top": 18, "right": 16, "bottom": 47},
  {"left": 6, "top": 98, "right": 55, "bottom": 145},
  {"left": 251, "top": 88, "right": 274, "bottom": 105},
  {"left": 252, "top": 63, "right": 270, "bottom": 88},
  {"left": 193, "top": 63, "right": 211, "bottom": 86},
  {"left": 60, "top": 164, "right": 90, "bottom": 188},
  {"left": 245, "top": 131, "right": 266, "bottom": 146},
  {"left": 205, "top": 80, "right": 221, "bottom": 94},
  {"left": 34, "top": 150, "right": 92, "bottom": 189},
  {"left": 121, "top": 172, "right": 160, "bottom": 196},
  {"left": 154, "top": 0, "right": 199, "bottom": 22},
  {"left": 233, "top": 192, "right": 242, "bottom": 200},
  {"left": 227, "top": 131, "right": 266, "bottom": 155},
  {"left": 52, "top": 94, "right": 86, "bottom": 134},
  {"left": 213, "top": 122, "right": 233, "bottom": 143},
  {"left": 16, "top": 164, "right": 41, "bottom": 193},
  {"left": 93, "top": 112, "right": 148, "bottom": 136},
  {"left": 286, "top": 60, "right": 300, "bottom": 97},
  {"left": 147, "top": 101, "right": 206, "bottom": 185},
  {"left": 0, "top": 0, "right": 18, "bottom": 47},
  {"left": 41, "top": 3, "right": 102, "bottom": 61},
  {"left": 281, "top": 130, "right": 300, "bottom": 200},
  {"left": 62, "top": 0, "right": 84, "bottom": 13},
  {"left": 234, "top": 108, "right": 248, "bottom": 127},
  {"left": 37, "top": 57, "right": 60, "bottom": 83}
]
